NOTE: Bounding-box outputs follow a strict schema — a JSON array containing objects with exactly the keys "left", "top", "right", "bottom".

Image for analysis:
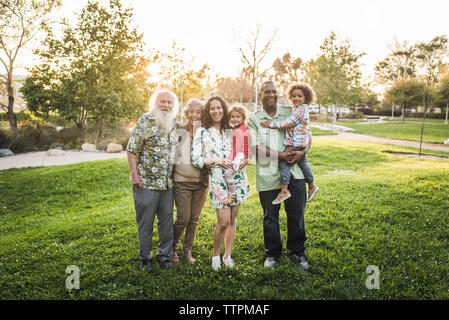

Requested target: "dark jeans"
[
  {"left": 279, "top": 146, "right": 314, "bottom": 185},
  {"left": 259, "top": 178, "right": 307, "bottom": 259}
]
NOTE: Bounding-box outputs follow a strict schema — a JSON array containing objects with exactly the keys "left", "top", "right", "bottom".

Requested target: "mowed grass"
[
  {"left": 310, "top": 127, "right": 338, "bottom": 136},
  {"left": 0, "top": 139, "right": 448, "bottom": 300},
  {"left": 342, "top": 122, "right": 449, "bottom": 144}
]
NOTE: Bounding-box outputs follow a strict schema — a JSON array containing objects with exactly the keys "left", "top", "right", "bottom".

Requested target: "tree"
[
  {"left": 374, "top": 39, "right": 418, "bottom": 84},
  {"left": 0, "top": 0, "right": 61, "bottom": 134},
  {"left": 415, "top": 35, "right": 448, "bottom": 85},
  {"left": 384, "top": 78, "right": 429, "bottom": 123},
  {"left": 234, "top": 23, "right": 278, "bottom": 105},
  {"left": 216, "top": 77, "right": 253, "bottom": 103},
  {"left": 271, "top": 53, "right": 303, "bottom": 96},
  {"left": 20, "top": 0, "right": 151, "bottom": 142},
  {"left": 304, "top": 31, "right": 366, "bottom": 121},
  {"left": 156, "top": 41, "right": 213, "bottom": 109},
  {"left": 437, "top": 73, "right": 449, "bottom": 124}
]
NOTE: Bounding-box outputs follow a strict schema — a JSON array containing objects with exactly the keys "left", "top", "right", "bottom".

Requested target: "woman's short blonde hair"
[{"left": 183, "top": 98, "right": 205, "bottom": 119}]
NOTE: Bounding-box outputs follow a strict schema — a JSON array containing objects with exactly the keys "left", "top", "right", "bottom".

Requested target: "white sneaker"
[
  {"left": 211, "top": 256, "right": 221, "bottom": 271},
  {"left": 222, "top": 256, "right": 235, "bottom": 268},
  {"left": 264, "top": 257, "right": 276, "bottom": 269}
]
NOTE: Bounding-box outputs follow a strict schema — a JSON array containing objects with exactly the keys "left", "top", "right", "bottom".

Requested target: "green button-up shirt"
[
  {"left": 248, "top": 105, "right": 305, "bottom": 192},
  {"left": 126, "top": 113, "right": 178, "bottom": 190}
]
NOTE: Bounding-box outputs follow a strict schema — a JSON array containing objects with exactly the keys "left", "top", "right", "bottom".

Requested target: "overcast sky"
[{"left": 17, "top": 0, "right": 449, "bottom": 92}]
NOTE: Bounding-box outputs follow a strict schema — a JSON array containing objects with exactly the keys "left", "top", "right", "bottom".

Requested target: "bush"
[
  {"left": 340, "top": 112, "right": 365, "bottom": 119},
  {"left": 0, "top": 111, "right": 32, "bottom": 123},
  {"left": 0, "top": 129, "right": 12, "bottom": 149}
]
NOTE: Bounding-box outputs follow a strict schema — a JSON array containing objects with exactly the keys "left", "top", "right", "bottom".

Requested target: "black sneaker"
[
  {"left": 139, "top": 260, "right": 151, "bottom": 271},
  {"left": 159, "top": 260, "right": 174, "bottom": 270},
  {"left": 288, "top": 253, "right": 310, "bottom": 271}
]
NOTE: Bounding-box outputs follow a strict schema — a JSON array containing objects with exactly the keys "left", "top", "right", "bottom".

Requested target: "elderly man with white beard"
[{"left": 127, "top": 89, "right": 180, "bottom": 270}]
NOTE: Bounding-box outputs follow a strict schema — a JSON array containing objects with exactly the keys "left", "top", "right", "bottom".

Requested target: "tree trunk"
[
  {"left": 445, "top": 102, "right": 448, "bottom": 124},
  {"left": 7, "top": 79, "right": 18, "bottom": 135},
  {"left": 96, "top": 119, "right": 104, "bottom": 145},
  {"left": 401, "top": 104, "right": 405, "bottom": 124},
  {"left": 419, "top": 101, "right": 429, "bottom": 158}
]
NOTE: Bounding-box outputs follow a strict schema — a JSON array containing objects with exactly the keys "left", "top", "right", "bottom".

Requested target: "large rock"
[
  {"left": 0, "top": 149, "right": 13, "bottom": 157},
  {"left": 81, "top": 143, "right": 97, "bottom": 152},
  {"left": 445, "top": 139, "right": 449, "bottom": 145},
  {"left": 106, "top": 143, "right": 123, "bottom": 153},
  {"left": 46, "top": 149, "right": 66, "bottom": 156}
]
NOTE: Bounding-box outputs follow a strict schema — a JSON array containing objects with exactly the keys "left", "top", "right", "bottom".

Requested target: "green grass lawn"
[
  {"left": 1, "top": 139, "right": 448, "bottom": 300},
  {"left": 311, "top": 127, "right": 338, "bottom": 136},
  {"left": 341, "top": 122, "right": 449, "bottom": 144}
]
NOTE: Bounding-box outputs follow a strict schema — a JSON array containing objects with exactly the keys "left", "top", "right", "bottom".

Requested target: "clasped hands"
[
  {"left": 280, "top": 147, "right": 305, "bottom": 166},
  {"left": 205, "top": 157, "right": 248, "bottom": 170}
]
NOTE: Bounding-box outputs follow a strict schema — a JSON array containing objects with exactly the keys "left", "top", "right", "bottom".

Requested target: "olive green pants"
[{"left": 173, "top": 181, "right": 208, "bottom": 253}]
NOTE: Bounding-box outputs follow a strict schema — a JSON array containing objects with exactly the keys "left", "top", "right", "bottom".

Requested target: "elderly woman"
[
  {"left": 172, "top": 99, "right": 209, "bottom": 264},
  {"left": 191, "top": 96, "right": 250, "bottom": 271}
]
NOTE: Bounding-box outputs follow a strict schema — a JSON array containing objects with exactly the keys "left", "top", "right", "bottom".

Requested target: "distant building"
[{"left": 0, "top": 74, "right": 27, "bottom": 112}]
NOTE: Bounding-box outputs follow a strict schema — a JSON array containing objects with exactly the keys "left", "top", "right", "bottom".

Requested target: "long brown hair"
[{"left": 202, "top": 95, "right": 230, "bottom": 132}]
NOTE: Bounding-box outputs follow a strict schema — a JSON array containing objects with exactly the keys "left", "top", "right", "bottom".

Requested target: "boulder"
[
  {"left": 106, "top": 143, "right": 123, "bottom": 153},
  {"left": 444, "top": 139, "right": 449, "bottom": 145},
  {"left": 46, "top": 149, "right": 66, "bottom": 156},
  {"left": 0, "top": 149, "right": 13, "bottom": 157},
  {"left": 81, "top": 143, "right": 97, "bottom": 152}
]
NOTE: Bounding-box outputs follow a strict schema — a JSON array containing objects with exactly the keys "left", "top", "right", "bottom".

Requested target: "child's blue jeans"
[{"left": 279, "top": 145, "right": 314, "bottom": 185}]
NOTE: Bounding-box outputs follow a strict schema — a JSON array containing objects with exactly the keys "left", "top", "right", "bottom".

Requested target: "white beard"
[{"left": 153, "top": 108, "right": 175, "bottom": 131}]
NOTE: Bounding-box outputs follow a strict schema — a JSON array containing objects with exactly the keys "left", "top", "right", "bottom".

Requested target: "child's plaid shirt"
[{"left": 269, "top": 104, "right": 311, "bottom": 147}]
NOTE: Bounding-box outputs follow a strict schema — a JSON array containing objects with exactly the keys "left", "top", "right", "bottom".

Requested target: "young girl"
[
  {"left": 221, "top": 106, "right": 252, "bottom": 206},
  {"left": 261, "top": 82, "right": 319, "bottom": 204}
]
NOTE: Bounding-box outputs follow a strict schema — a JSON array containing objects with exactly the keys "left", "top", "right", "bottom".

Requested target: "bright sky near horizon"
[{"left": 17, "top": 0, "right": 449, "bottom": 92}]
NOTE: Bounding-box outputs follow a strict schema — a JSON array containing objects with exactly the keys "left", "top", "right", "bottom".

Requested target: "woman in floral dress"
[{"left": 191, "top": 96, "right": 250, "bottom": 271}]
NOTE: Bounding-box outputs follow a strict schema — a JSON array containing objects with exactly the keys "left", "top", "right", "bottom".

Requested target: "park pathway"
[
  {"left": 0, "top": 150, "right": 126, "bottom": 170},
  {"left": 1, "top": 130, "right": 448, "bottom": 170},
  {"left": 313, "top": 131, "right": 449, "bottom": 153}
]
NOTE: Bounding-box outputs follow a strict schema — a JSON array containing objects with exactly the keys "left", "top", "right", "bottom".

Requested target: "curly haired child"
[{"left": 260, "top": 82, "right": 319, "bottom": 204}]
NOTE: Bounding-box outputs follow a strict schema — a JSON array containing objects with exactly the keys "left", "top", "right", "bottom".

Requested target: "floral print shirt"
[
  {"left": 126, "top": 112, "right": 178, "bottom": 190},
  {"left": 191, "top": 126, "right": 250, "bottom": 209}
]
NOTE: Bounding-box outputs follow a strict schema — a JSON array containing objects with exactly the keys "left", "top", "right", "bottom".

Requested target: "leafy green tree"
[
  {"left": 304, "top": 31, "right": 366, "bottom": 121},
  {"left": 415, "top": 35, "right": 448, "bottom": 85},
  {"left": 156, "top": 40, "right": 213, "bottom": 109},
  {"left": 0, "top": 0, "right": 61, "bottom": 135},
  {"left": 374, "top": 39, "right": 418, "bottom": 84},
  {"left": 20, "top": 0, "right": 151, "bottom": 142},
  {"left": 384, "top": 78, "right": 432, "bottom": 123},
  {"left": 271, "top": 53, "right": 303, "bottom": 96}
]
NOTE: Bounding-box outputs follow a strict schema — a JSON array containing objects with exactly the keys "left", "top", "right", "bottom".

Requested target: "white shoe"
[
  {"left": 222, "top": 256, "right": 235, "bottom": 268},
  {"left": 211, "top": 256, "right": 221, "bottom": 271},
  {"left": 264, "top": 257, "right": 276, "bottom": 268}
]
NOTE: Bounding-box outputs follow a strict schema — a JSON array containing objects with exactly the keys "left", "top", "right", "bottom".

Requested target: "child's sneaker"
[
  {"left": 272, "top": 191, "right": 291, "bottom": 205},
  {"left": 307, "top": 185, "right": 319, "bottom": 202},
  {"left": 222, "top": 256, "right": 235, "bottom": 268},
  {"left": 211, "top": 256, "right": 221, "bottom": 271}
]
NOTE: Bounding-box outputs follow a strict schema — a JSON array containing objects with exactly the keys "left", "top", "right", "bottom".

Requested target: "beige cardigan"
[{"left": 173, "top": 125, "right": 202, "bottom": 183}]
